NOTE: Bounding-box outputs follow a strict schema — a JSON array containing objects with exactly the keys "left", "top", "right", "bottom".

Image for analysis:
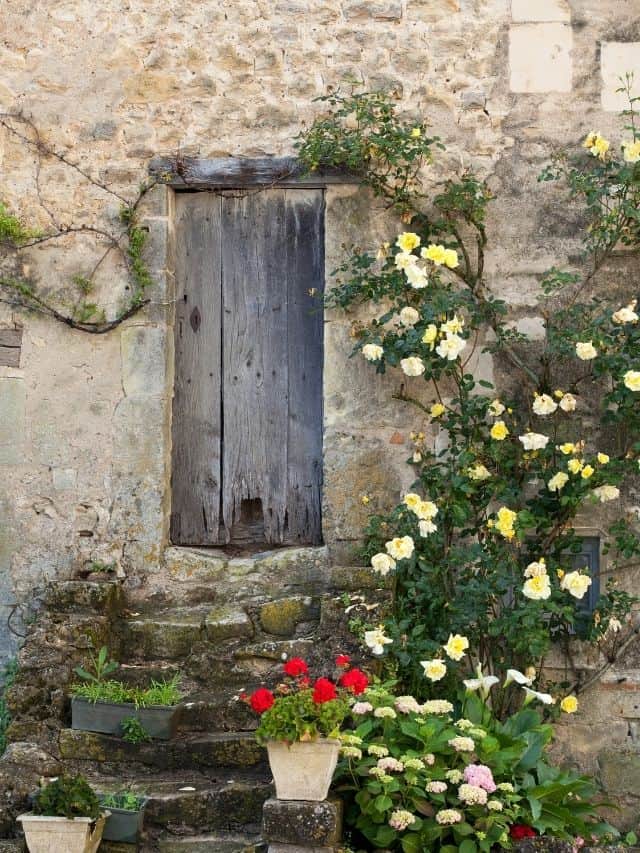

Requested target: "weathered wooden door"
[{"left": 171, "top": 189, "right": 324, "bottom": 547}]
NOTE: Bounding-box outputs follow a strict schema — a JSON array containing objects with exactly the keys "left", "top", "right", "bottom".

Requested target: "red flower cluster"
[
  {"left": 283, "top": 657, "right": 309, "bottom": 677},
  {"left": 312, "top": 677, "right": 337, "bottom": 704},
  {"left": 510, "top": 825, "right": 537, "bottom": 840},
  {"left": 338, "top": 667, "right": 369, "bottom": 696},
  {"left": 249, "top": 687, "right": 275, "bottom": 714},
  {"left": 335, "top": 654, "right": 351, "bottom": 668}
]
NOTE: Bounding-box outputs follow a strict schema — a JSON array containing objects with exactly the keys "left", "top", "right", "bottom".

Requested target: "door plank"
[
  {"left": 221, "top": 191, "right": 289, "bottom": 543},
  {"left": 284, "top": 189, "right": 324, "bottom": 544},
  {"left": 171, "top": 193, "right": 222, "bottom": 545}
]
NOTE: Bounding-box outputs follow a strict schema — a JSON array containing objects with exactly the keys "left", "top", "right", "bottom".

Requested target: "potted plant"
[
  {"left": 18, "top": 775, "right": 108, "bottom": 853},
  {"left": 246, "top": 655, "right": 368, "bottom": 801},
  {"left": 99, "top": 789, "right": 148, "bottom": 844},
  {"left": 70, "top": 646, "right": 182, "bottom": 740}
]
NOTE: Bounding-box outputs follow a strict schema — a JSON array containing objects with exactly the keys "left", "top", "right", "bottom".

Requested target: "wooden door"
[{"left": 171, "top": 189, "right": 324, "bottom": 547}]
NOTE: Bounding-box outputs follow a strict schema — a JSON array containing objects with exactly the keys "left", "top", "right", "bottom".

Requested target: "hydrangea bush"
[
  {"left": 296, "top": 82, "right": 640, "bottom": 702},
  {"left": 335, "top": 674, "right": 616, "bottom": 853}
]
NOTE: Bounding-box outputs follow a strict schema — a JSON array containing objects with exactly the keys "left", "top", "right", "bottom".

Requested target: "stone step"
[
  {"left": 179, "top": 690, "right": 258, "bottom": 733},
  {"left": 43, "top": 579, "right": 125, "bottom": 614},
  {"left": 60, "top": 729, "right": 266, "bottom": 771},
  {"left": 122, "top": 606, "right": 254, "bottom": 660},
  {"left": 158, "top": 832, "right": 267, "bottom": 852},
  {"left": 83, "top": 770, "right": 272, "bottom": 835},
  {"left": 328, "top": 564, "right": 394, "bottom": 592}
]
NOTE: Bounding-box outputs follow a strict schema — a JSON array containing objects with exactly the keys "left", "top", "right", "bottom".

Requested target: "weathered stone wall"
[{"left": 2, "top": 0, "right": 640, "bottom": 817}]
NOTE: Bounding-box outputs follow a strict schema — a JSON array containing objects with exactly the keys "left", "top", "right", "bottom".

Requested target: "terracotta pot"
[
  {"left": 266, "top": 738, "right": 341, "bottom": 801},
  {"left": 18, "top": 813, "right": 108, "bottom": 853}
]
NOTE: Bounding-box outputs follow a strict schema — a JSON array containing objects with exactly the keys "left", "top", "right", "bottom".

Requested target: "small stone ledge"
[{"left": 262, "top": 798, "right": 342, "bottom": 848}]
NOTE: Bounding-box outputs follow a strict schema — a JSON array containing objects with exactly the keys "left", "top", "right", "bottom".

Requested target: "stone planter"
[
  {"left": 71, "top": 696, "right": 180, "bottom": 740},
  {"left": 266, "top": 738, "right": 341, "bottom": 801},
  {"left": 100, "top": 798, "right": 147, "bottom": 844},
  {"left": 18, "top": 813, "right": 108, "bottom": 853}
]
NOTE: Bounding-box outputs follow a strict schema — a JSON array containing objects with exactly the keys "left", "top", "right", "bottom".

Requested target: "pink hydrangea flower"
[{"left": 463, "top": 763, "right": 496, "bottom": 793}]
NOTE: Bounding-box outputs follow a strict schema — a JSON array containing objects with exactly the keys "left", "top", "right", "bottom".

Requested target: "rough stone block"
[
  {"left": 601, "top": 43, "right": 640, "bottom": 112},
  {"left": 120, "top": 324, "right": 167, "bottom": 397},
  {"left": 509, "top": 24, "right": 572, "bottom": 93},
  {"left": 259, "top": 596, "right": 316, "bottom": 636},
  {"left": 343, "top": 1, "right": 402, "bottom": 20},
  {"left": 0, "top": 378, "right": 25, "bottom": 465},
  {"left": 262, "top": 798, "right": 342, "bottom": 847},
  {"left": 511, "top": 0, "right": 570, "bottom": 22}
]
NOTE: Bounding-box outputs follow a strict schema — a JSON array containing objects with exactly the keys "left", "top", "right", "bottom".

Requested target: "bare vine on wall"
[{"left": 0, "top": 113, "right": 159, "bottom": 334}]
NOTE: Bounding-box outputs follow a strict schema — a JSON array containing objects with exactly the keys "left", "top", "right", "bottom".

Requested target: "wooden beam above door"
[{"left": 149, "top": 156, "right": 358, "bottom": 189}]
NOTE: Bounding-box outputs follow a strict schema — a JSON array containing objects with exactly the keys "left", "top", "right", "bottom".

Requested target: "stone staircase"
[{"left": 1, "top": 547, "right": 392, "bottom": 851}]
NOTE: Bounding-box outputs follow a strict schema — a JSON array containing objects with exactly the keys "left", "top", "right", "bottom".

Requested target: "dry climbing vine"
[{"left": 0, "top": 113, "right": 159, "bottom": 333}]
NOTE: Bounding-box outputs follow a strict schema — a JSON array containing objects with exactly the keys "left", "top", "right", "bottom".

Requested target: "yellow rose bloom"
[
  {"left": 422, "top": 244, "right": 448, "bottom": 265},
  {"left": 443, "top": 249, "right": 459, "bottom": 269},
  {"left": 622, "top": 139, "right": 640, "bottom": 163},
  {"left": 385, "top": 535, "right": 415, "bottom": 561},
  {"left": 583, "top": 131, "right": 610, "bottom": 160},
  {"left": 421, "top": 658, "right": 447, "bottom": 681},
  {"left": 560, "top": 695, "right": 578, "bottom": 714},
  {"left": 623, "top": 370, "right": 640, "bottom": 391},
  {"left": 548, "top": 471, "right": 569, "bottom": 492},
  {"left": 488, "top": 399, "right": 505, "bottom": 417},
  {"left": 567, "top": 458, "right": 584, "bottom": 474},
  {"left": 597, "top": 452, "right": 610, "bottom": 464},
  {"left": 403, "top": 493, "right": 422, "bottom": 512},
  {"left": 560, "top": 570, "right": 592, "bottom": 600},
  {"left": 422, "top": 324, "right": 438, "bottom": 347},
  {"left": 576, "top": 341, "right": 597, "bottom": 360},
  {"left": 523, "top": 575, "right": 551, "bottom": 600},
  {"left": 444, "top": 634, "right": 469, "bottom": 661},
  {"left": 581, "top": 464, "right": 594, "bottom": 479},
  {"left": 467, "top": 463, "right": 491, "bottom": 481},
  {"left": 396, "top": 232, "right": 421, "bottom": 253},
  {"left": 494, "top": 506, "right": 517, "bottom": 539},
  {"left": 559, "top": 442, "right": 576, "bottom": 455},
  {"left": 411, "top": 127, "right": 422, "bottom": 138},
  {"left": 431, "top": 402, "right": 446, "bottom": 418},
  {"left": 490, "top": 421, "right": 509, "bottom": 441}
]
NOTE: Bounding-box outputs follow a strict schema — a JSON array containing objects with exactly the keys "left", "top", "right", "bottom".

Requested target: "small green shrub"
[
  {"left": 33, "top": 775, "right": 101, "bottom": 820},
  {"left": 120, "top": 717, "right": 151, "bottom": 744},
  {"left": 99, "top": 790, "right": 145, "bottom": 811}
]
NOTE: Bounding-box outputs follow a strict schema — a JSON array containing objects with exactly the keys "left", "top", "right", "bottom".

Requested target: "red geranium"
[
  {"left": 312, "top": 677, "right": 338, "bottom": 704},
  {"left": 339, "top": 668, "right": 369, "bottom": 696},
  {"left": 249, "top": 687, "right": 275, "bottom": 714},
  {"left": 510, "top": 825, "right": 537, "bottom": 840},
  {"left": 283, "top": 657, "right": 309, "bottom": 677},
  {"left": 335, "top": 654, "right": 351, "bottom": 668}
]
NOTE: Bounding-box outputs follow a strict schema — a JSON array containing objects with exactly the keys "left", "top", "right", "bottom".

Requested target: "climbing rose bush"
[{"left": 296, "top": 84, "right": 640, "bottom": 702}]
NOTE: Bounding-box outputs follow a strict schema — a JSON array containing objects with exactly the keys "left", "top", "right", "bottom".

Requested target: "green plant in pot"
[
  {"left": 98, "top": 789, "right": 148, "bottom": 844},
  {"left": 18, "top": 774, "right": 108, "bottom": 853},
  {"left": 247, "top": 655, "right": 369, "bottom": 801},
  {"left": 70, "top": 645, "right": 182, "bottom": 740}
]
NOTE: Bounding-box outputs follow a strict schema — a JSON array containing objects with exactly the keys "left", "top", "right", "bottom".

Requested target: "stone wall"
[{"left": 1, "top": 0, "right": 640, "bottom": 817}]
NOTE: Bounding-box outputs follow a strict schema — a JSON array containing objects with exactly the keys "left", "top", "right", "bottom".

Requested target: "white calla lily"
[
  {"left": 522, "top": 687, "right": 555, "bottom": 705},
  {"left": 504, "top": 668, "right": 534, "bottom": 687},
  {"left": 462, "top": 664, "right": 499, "bottom": 697}
]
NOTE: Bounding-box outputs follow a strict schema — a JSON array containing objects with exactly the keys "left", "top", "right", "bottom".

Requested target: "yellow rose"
[
  {"left": 583, "top": 131, "right": 610, "bottom": 160},
  {"left": 623, "top": 370, "right": 640, "bottom": 391},
  {"left": 403, "top": 493, "right": 422, "bottom": 512},
  {"left": 494, "top": 506, "right": 517, "bottom": 539},
  {"left": 411, "top": 127, "right": 422, "bottom": 138},
  {"left": 523, "top": 575, "right": 551, "bottom": 600},
  {"left": 567, "top": 458, "right": 584, "bottom": 475},
  {"left": 444, "top": 634, "right": 469, "bottom": 661},
  {"left": 422, "top": 324, "right": 438, "bottom": 347},
  {"left": 362, "top": 343, "right": 384, "bottom": 362},
  {"left": 468, "top": 463, "right": 491, "bottom": 481},
  {"left": 560, "top": 570, "right": 592, "bottom": 600},
  {"left": 560, "top": 695, "right": 578, "bottom": 714},
  {"left": 421, "top": 658, "right": 447, "bottom": 681},
  {"left": 597, "top": 452, "right": 610, "bottom": 464},
  {"left": 422, "top": 244, "right": 447, "bottom": 265},
  {"left": 443, "top": 249, "right": 459, "bottom": 269},
  {"left": 430, "top": 402, "right": 446, "bottom": 418},
  {"left": 548, "top": 471, "right": 569, "bottom": 492},
  {"left": 576, "top": 341, "right": 597, "bottom": 360},
  {"left": 396, "top": 232, "right": 421, "bottom": 253},
  {"left": 490, "top": 421, "right": 509, "bottom": 441},
  {"left": 558, "top": 442, "right": 576, "bottom": 455},
  {"left": 581, "top": 464, "right": 594, "bottom": 479},
  {"left": 488, "top": 399, "right": 505, "bottom": 417},
  {"left": 622, "top": 139, "right": 640, "bottom": 163},
  {"left": 385, "top": 535, "right": 415, "bottom": 561}
]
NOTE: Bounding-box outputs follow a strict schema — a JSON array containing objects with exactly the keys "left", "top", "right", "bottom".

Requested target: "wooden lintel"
[{"left": 149, "top": 156, "right": 358, "bottom": 189}]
